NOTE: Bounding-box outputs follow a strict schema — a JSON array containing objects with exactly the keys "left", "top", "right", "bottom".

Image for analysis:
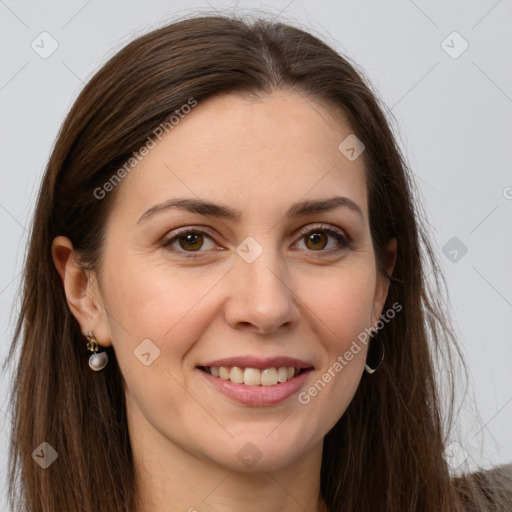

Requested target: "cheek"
[
  {"left": 304, "top": 262, "right": 377, "bottom": 342},
  {"left": 99, "top": 256, "right": 218, "bottom": 434},
  {"left": 294, "top": 264, "right": 376, "bottom": 416},
  {"left": 99, "top": 252, "right": 238, "bottom": 422},
  {"left": 102, "top": 253, "right": 221, "bottom": 345}
]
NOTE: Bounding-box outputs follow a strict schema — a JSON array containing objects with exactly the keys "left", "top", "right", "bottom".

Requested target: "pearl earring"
[{"left": 85, "top": 331, "right": 109, "bottom": 371}]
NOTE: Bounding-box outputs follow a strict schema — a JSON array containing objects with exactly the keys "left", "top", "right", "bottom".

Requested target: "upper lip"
[{"left": 199, "top": 356, "right": 314, "bottom": 370}]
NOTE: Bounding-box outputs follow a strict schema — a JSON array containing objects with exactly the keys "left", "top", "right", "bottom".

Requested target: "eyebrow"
[{"left": 136, "top": 196, "right": 365, "bottom": 225}]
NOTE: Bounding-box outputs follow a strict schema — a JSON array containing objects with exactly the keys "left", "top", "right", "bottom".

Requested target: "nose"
[{"left": 223, "top": 247, "right": 301, "bottom": 335}]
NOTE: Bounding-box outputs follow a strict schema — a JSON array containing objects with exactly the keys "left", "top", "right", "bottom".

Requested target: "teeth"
[
  {"left": 244, "top": 368, "right": 261, "bottom": 386},
  {"left": 277, "top": 367, "right": 288, "bottom": 383},
  {"left": 230, "top": 366, "right": 244, "bottom": 384},
  {"left": 206, "top": 366, "right": 299, "bottom": 386},
  {"left": 260, "top": 368, "right": 278, "bottom": 386}
]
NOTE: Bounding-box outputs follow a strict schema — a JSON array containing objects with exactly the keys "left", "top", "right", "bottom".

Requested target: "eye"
[
  {"left": 294, "top": 224, "right": 349, "bottom": 254},
  {"left": 161, "top": 224, "right": 349, "bottom": 259},
  {"left": 161, "top": 228, "right": 217, "bottom": 258}
]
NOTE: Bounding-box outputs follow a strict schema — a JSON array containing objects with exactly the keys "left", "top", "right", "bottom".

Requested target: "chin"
[{"left": 209, "top": 425, "right": 320, "bottom": 473}]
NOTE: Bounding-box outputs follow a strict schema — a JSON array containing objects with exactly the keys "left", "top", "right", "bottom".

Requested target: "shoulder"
[{"left": 453, "top": 463, "right": 512, "bottom": 511}]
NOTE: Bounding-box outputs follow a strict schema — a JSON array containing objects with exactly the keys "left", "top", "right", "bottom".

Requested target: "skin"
[{"left": 52, "top": 90, "right": 397, "bottom": 512}]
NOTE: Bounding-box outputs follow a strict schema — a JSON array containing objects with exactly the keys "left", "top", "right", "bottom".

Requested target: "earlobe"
[{"left": 51, "top": 236, "right": 111, "bottom": 346}]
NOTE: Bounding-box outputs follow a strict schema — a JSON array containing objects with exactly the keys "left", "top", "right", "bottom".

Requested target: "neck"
[{"left": 132, "top": 426, "right": 327, "bottom": 512}]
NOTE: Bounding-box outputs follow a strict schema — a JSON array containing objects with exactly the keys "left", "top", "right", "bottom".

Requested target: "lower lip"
[{"left": 198, "top": 368, "right": 312, "bottom": 406}]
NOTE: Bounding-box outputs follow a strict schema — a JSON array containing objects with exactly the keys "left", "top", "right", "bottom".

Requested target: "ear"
[
  {"left": 372, "top": 237, "right": 398, "bottom": 324},
  {"left": 51, "top": 236, "right": 112, "bottom": 347}
]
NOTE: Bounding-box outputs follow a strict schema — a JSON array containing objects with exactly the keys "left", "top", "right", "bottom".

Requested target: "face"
[{"left": 87, "top": 91, "right": 395, "bottom": 472}]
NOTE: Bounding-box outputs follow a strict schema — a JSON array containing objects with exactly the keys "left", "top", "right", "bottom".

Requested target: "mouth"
[
  {"left": 198, "top": 365, "right": 310, "bottom": 386},
  {"left": 196, "top": 357, "right": 314, "bottom": 406}
]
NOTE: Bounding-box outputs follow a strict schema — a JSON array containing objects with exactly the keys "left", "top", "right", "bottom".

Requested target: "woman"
[{"left": 5, "top": 13, "right": 511, "bottom": 512}]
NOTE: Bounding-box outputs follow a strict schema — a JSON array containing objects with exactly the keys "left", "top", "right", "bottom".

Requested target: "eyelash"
[{"left": 160, "top": 224, "right": 350, "bottom": 259}]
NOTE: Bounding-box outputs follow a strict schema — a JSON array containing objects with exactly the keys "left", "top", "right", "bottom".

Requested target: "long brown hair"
[{"left": 4, "top": 13, "right": 511, "bottom": 511}]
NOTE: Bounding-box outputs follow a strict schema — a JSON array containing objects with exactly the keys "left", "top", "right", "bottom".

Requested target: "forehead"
[{"left": 110, "top": 91, "right": 368, "bottom": 224}]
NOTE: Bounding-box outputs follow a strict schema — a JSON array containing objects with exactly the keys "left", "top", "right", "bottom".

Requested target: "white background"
[{"left": 1, "top": 0, "right": 511, "bottom": 507}]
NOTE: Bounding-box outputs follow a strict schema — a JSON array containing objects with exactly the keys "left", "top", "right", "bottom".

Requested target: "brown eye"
[
  {"left": 295, "top": 225, "right": 349, "bottom": 255},
  {"left": 177, "top": 232, "right": 204, "bottom": 251},
  {"left": 162, "top": 228, "right": 217, "bottom": 258},
  {"left": 304, "top": 231, "right": 328, "bottom": 251}
]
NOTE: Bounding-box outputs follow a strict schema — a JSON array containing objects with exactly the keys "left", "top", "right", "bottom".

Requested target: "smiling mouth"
[{"left": 198, "top": 366, "right": 311, "bottom": 386}]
